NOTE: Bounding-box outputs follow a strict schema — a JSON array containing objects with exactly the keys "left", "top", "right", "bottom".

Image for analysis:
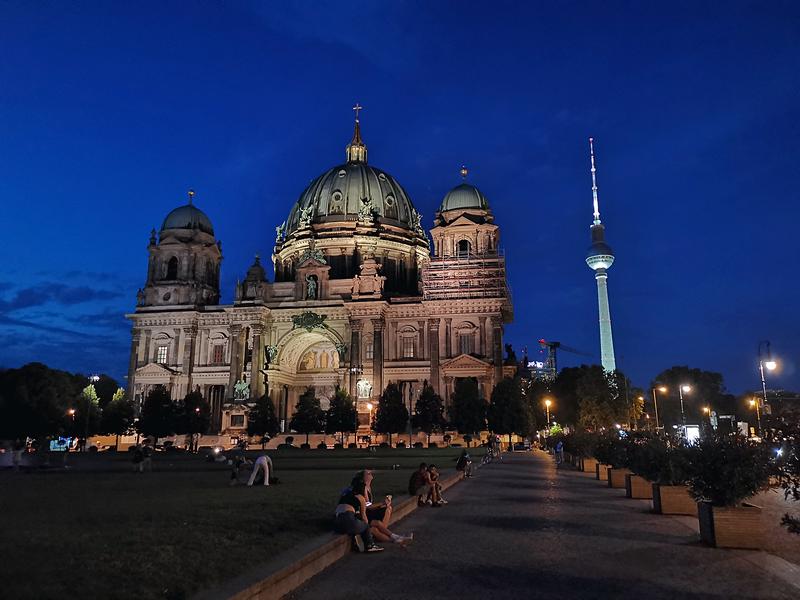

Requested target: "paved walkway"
[{"left": 291, "top": 452, "right": 800, "bottom": 600}]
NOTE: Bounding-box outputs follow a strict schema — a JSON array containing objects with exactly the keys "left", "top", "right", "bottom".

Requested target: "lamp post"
[
  {"left": 544, "top": 398, "right": 552, "bottom": 429},
  {"left": 678, "top": 384, "right": 691, "bottom": 430},
  {"left": 349, "top": 364, "right": 363, "bottom": 446},
  {"left": 749, "top": 398, "right": 762, "bottom": 437},
  {"left": 758, "top": 340, "right": 777, "bottom": 412},
  {"left": 651, "top": 386, "right": 667, "bottom": 431}
]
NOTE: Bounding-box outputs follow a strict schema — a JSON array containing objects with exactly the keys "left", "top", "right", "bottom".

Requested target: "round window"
[
  {"left": 338, "top": 169, "right": 346, "bottom": 177},
  {"left": 385, "top": 195, "right": 395, "bottom": 207},
  {"left": 378, "top": 173, "right": 386, "bottom": 181}
]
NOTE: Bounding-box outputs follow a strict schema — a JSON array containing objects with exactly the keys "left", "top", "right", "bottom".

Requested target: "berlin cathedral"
[{"left": 126, "top": 113, "right": 513, "bottom": 435}]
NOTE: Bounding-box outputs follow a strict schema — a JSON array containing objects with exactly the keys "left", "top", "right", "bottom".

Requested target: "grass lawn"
[{"left": 0, "top": 447, "right": 483, "bottom": 600}]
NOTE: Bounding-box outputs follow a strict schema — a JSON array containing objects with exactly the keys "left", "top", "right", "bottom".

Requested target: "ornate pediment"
[
  {"left": 292, "top": 311, "right": 327, "bottom": 332},
  {"left": 298, "top": 246, "right": 327, "bottom": 266},
  {"left": 441, "top": 353, "right": 492, "bottom": 371},
  {"left": 135, "top": 362, "right": 178, "bottom": 378}
]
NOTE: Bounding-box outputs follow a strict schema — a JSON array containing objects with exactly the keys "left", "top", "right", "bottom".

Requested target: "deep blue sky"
[{"left": 1, "top": 1, "right": 798, "bottom": 394}]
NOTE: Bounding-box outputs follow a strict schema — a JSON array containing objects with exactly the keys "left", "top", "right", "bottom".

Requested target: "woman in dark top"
[
  {"left": 334, "top": 477, "right": 383, "bottom": 552},
  {"left": 361, "top": 470, "right": 414, "bottom": 544}
]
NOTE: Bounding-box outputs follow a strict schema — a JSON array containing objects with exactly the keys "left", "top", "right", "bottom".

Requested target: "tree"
[
  {"left": 247, "top": 394, "right": 280, "bottom": 448},
  {"left": 177, "top": 390, "right": 210, "bottom": 451},
  {"left": 487, "top": 377, "right": 533, "bottom": 447},
  {"left": 0, "top": 362, "right": 86, "bottom": 440},
  {"left": 413, "top": 383, "right": 446, "bottom": 446},
  {"left": 373, "top": 383, "right": 409, "bottom": 445},
  {"left": 101, "top": 388, "right": 134, "bottom": 451},
  {"left": 449, "top": 378, "right": 486, "bottom": 436},
  {"left": 77, "top": 384, "right": 103, "bottom": 449},
  {"left": 93, "top": 374, "right": 121, "bottom": 409},
  {"left": 651, "top": 366, "right": 728, "bottom": 429},
  {"left": 325, "top": 388, "right": 357, "bottom": 445},
  {"left": 290, "top": 388, "right": 325, "bottom": 445},
  {"left": 137, "top": 385, "right": 176, "bottom": 446},
  {"left": 574, "top": 366, "right": 628, "bottom": 430}
]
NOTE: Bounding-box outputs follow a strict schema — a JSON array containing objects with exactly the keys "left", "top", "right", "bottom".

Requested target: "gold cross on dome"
[
  {"left": 353, "top": 103, "right": 363, "bottom": 122},
  {"left": 188, "top": 189, "right": 195, "bottom": 204}
]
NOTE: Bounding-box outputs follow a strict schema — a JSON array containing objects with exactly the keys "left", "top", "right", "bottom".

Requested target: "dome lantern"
[{"left": 345, "top": 103, "right": 368, "bottom": 164}]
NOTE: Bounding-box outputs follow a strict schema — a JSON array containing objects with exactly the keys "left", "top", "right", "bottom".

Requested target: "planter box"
[
  {"left": 625, "top": 474, "right": 653, "bottom": 499},
  {"left": 651, "top": 484, "right": 696, "bottom": 515},
  {"left": 582, "top": 457, "right": 598, "bottom": 473},
  {"left": 697, "top": 502, "right": 764, "bottom": 549},
  {"left": 596, "top": 463, "right": 611, "bottom": 481},
  {"left": 608, "top": 467, "right": 632, "bottom": 489}
]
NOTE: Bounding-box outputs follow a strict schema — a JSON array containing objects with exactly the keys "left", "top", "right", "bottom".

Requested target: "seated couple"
[
  {"left": 334, "top": 469, "right": 413, "bottom": 553},
  {"left": 408, "top": 463, "right": 447, "bottom": 507}
]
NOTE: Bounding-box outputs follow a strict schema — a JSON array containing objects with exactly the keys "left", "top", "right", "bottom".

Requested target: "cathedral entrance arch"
[{"left": 268, "top": 328, "right": 345, "bottom": 427}]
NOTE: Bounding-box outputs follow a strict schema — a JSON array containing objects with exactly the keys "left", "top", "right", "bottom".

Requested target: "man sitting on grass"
[{"left": 408, "top": 462, "right": 441, "bottom": 507}]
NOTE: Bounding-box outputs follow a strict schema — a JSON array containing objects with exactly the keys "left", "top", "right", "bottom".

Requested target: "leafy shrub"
[
  {"left": 626, "top": 434, "right": 690, "bottom": 484},
  {"left": 333, "top": 443, "right": 343, "bottom": 450},
  {"left": 563, "top": 431, "right": 598, "bottom": 458},
  {"left": 593, "top": 433, "right": 627, "bottom": 468},
  {"left": 684, "top": 432, "right": 772, "bottom": 506},
  {"left": 316, "top": 442, "right": 327, "bottom": 450},
  {"left": 347, "top": 443, "right": 357, "bottom": 449},
  {"left": 379, "top": 442, "right": 390, "bottom": 448}
]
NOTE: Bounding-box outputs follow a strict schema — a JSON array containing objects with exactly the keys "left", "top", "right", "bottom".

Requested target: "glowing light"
[
  {"left": 366, "top": 402, "right": 373, "bottom": 411},
  {"left": 702, "top": 407, "right": 710, "bottom": 414},
  {"left": 544, "top": 399, "right": 552, "bottom": 407},
  {"left": 765, "top": 360, "right": 777, "bottom": 371},
  {"left": 658, "top": 386, "right": 667, "bottom": 393},
  {"left": 681, "top": 384, "right": 692, "bottom": 393},
  {"left": 749, "top": 399, "right": 756, "bottom": 407}
]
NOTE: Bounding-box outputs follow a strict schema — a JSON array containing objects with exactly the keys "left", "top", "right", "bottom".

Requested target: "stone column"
[
  {"left": 492, "top": 316, "right": 503, "bottom": 385},
  {"left": 445, "top": 318, "right": 452, "bottom": 358},
  {"left": 227, "top": 324, "right": 243, "bottom": 399},
  {"left": 372, "top": 318, "right": 385, "bottom": 398},
  {"left": 173, "top": 328, "right": 182, "bottom": 366},
  {"left": 126, "top": 328, "right": 141, "bottom": 402},
  {"left": 182, "top": 325, "right": 198, "bottom": 391},
  {"left": 349, "top": 319, "right": 363, "bottom": 398},
  {"left": 417, "top": 320, "right": 426, "bottom": 359},
  {"left": 428, "top": 318, "right": 441, "bottom": 395},
  {"left": 480, "top": 316, "right": 488, "bottom": 357},
  {"left": 251, "top": 324, "right": 265, "bottom": 398}
]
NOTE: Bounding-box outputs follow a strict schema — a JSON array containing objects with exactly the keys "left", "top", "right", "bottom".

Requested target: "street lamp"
[
  {"left": 749, "top": 398, "right": 762, "bottom": 436},
  {"left": 651, "top": 386, "right": 667, "bottom": 431},
  {"left": 678, "top": 384, "right": 691, "bottom": 429},
  {"left": 758, "top": 341, "right": 777, "bottom": 412},
  {"left": 544, "top": 398, "right": 552, "bottom": 428}
]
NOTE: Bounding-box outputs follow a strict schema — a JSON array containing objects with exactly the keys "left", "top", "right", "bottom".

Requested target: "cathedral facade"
[{"left": 126, "top": 117, "right": 513, "bottom": 435}]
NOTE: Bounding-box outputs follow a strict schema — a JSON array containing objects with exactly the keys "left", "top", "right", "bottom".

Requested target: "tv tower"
[{"left": 585, "top": 138, "right": 617, "bottom": 372}]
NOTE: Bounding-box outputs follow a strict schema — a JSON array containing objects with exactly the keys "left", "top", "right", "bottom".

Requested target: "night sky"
[{"left": 1, "top": 1, "right": 798, "bottom": 394}]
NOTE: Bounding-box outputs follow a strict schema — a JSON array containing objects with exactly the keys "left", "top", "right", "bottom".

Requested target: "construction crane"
[{"left": 537, "top": 339, "right": 593, "bottom": 380}]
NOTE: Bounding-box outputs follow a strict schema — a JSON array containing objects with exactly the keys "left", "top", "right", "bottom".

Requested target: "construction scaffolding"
[{"left": 422, "top": 250, "right": 509, "bottom": 301}]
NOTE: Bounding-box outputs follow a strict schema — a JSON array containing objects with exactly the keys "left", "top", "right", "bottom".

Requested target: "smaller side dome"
[
  {"left": 440, "top": 183, "right": 490, "bottom": 212},
  {"left": 161, "top": 204, "right": 215, "bottom": 235}
]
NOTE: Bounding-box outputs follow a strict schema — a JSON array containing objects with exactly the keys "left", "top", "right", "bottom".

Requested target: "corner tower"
[
  {"left": 137, "top": 190, "right": 222, "bottom": 308},
  {"left": 584, "top": 138, "right": 617, "bottom": 372}
]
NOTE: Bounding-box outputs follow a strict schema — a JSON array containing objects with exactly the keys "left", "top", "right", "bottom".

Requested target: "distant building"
[{"left": 126, "top": 113, "right": 513, "bottom": 435}]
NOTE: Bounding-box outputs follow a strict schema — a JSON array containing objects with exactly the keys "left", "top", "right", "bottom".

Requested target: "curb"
[{"left": 195, "top": 471, "right": 465, "bottom": 600}]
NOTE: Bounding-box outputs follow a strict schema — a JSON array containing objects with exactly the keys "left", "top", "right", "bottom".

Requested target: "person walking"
[{"left": 247, "top": 454, "right": 273, "bottom": 486}]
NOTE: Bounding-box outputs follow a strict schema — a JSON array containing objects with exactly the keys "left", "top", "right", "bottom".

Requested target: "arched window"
[
  {"left": 166, "top": 257, "right": 179, "bottom": 279},
  {"left": 457, "top": 240, "right": 471, "bottom": 256}
]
